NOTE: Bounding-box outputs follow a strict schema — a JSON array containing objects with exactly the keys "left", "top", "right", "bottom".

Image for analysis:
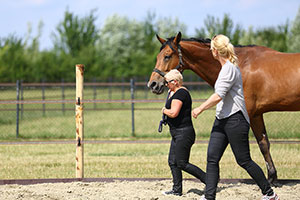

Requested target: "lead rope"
[{"left": 158, "top": 91, "right": 171, "bottom": 133}]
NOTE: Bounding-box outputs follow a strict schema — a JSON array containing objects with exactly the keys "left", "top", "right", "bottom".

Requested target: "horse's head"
[{"left": 147, "top": 32, "right": 184, "bottom": 94}]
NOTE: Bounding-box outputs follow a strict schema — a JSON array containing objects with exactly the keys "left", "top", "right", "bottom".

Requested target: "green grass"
[
  {"left": 0, "top": 142, "right": 298, "bottom": 179},
  {"left": 1, "top": 85, "right": 299, "bottom": 181},
  {"left": 1, "top": 107, "right": 299, "bottom": 140}
]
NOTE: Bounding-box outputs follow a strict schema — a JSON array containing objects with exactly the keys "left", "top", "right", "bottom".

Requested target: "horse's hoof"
[
  {"left": 267, "top": 173, "right": 280, "bottom": 187},
  {"left": 269, "top": 180, "right": 282, "bottom": 187},
  {"left": 268, "top": 170, "right": 277, "bottom": 183}
]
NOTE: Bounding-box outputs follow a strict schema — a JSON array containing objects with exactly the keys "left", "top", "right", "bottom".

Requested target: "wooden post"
[{"left": 75, "top": 64, "right": 84, "bottom": 178}]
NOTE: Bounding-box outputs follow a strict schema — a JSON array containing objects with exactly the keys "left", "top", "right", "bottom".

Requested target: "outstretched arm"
[{"left": 192, "top": 93, "right": 222, "bottom": 118}]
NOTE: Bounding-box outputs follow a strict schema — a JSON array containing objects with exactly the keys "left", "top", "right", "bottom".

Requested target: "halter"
[{"left": 153, "top": 42, "right": 184, "bottom": 77}]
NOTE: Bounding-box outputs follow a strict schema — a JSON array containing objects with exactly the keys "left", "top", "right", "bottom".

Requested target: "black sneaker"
[{"left": 162, "top": 190, "right": 182, "bottom": 196}]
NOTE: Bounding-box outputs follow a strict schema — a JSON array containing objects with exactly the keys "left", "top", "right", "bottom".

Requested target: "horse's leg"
[{"left": 250, "top": 115, "right": 277, "bottom": 184}]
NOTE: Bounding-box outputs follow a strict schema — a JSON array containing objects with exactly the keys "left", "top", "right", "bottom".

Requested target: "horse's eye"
[{"left": 164, "top": 55, "right": 171, "bottom": 61}]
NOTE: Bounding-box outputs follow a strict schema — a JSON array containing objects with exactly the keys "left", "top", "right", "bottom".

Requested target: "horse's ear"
[
  {"left": 173, "top": 32, "right": 182, "bottom": 45},
  {"left": 156, "top": 34, "right": 166, "bottom": 44}
]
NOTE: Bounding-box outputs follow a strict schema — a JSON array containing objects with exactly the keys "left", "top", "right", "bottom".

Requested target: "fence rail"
[
  {"left": 0, "top": 80, "right": 299, "bottom": 140},
  {"left": 0, "top": 79, "right": 211, "bottom": 138},
  {"left": 0, "top": 99, "right": 209, "bottom": 105},
  {"left": 0, "top": 81, "right": 209, "bottom": 87}
]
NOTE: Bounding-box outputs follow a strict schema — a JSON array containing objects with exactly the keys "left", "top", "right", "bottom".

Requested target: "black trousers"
[
  {"left": 168, "top": 126, "right": 206, "bottom": 193},
  {"left": 205, "top": 111, "right": 272, "bottom": 200}
]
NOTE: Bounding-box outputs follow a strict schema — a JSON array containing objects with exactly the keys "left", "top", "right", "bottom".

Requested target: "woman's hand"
[
  {"left": 161, "top": 107, "right": 166, "bottom": 114},
  {"left": 163, "top": 100, "right": 183, "bottom": 118},
  {"left": 193, "top": 93, "right": 222, "bottom": 119},
  {"left": 192, "top": 107, "right": 202, "bottom": 119}
]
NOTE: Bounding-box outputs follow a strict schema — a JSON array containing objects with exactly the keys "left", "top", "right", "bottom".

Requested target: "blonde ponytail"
[
  {"left": 227, "top": 43, "right": 238, "bottom": 65},
  {"left": 211, "top": 34, "right": 238, "bottom": 65}
]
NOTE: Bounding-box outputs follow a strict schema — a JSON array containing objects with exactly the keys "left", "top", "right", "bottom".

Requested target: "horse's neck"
[{"left": 181, "top": 42, "right": 221, "bottom": 87}]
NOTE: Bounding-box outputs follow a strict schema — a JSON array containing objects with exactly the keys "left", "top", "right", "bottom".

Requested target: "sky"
[{"left": 0, "top": 0, "right": 299, "bottom": 50}]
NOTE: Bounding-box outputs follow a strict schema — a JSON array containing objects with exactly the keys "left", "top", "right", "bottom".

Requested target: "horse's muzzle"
[{"left": 147, "top": 80, "right": 165, "bottom": 94}]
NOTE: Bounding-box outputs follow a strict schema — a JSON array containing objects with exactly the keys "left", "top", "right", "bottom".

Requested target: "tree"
[
  {"left": 288, "top": 6, "right": 300, "bottom": 52},
  {"left": 96, "top": 13, "right": 188, "bottom": 79},
  {"left": 1, "top": 10, "right": 295, "bottom": 82},
  {"left": 141, "top": 12, "right": 188, "bottom": 76},
  {"left": 49, "top": 9, "right": 100, "bottom": 82},
  {"left": 238, "top": 26, "right": 255, "bottom": 45},
  {"left": 0, "top": 35, "right": 28, "bottom": 82},
  {"left": 24, "top": 21, "right": 46, "bottom": 82},
  {"left": 155, "top": 16, "right": 187, "bottom": 38},
  {"left": 195, "top": 14, "right": 243, "bottom": 45},
  {"left": 97, "top": 14, "right": 145, "bottom": 78},
  {"left": 52, "top": 9, "right": 99, "bottom": 57},
  {"left": 249, "top": 23, "right": 289, "bottom": 52}
]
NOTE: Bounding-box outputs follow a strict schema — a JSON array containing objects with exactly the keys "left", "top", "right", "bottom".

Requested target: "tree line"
[{"left": 0, "top": 8, "right": 300, "bottom": 83}]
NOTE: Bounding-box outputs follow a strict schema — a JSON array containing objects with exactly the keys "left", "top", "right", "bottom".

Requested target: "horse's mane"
[
  {"left": 160, "top": 37, "right": 211, "bottom": 51},
  {"left": 165, "top": 37, "right": 211, "bottom": 44},
  {"left": 164, "top": 36, "right": 256, "bottom": 48},
  {"left": 234, "top": 44, "right": 257, "bottom": 48},
  {"left": 182, "top": 37, "right": 212, "bottom": 44}
]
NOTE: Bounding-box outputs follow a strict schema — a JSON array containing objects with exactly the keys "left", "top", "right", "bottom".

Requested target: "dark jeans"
[
  {"left": 205, "top": 111, "right": 272, "bottom": 200},
  {"left": 168, "top": 126, "right": 206, "bottom": 193}
]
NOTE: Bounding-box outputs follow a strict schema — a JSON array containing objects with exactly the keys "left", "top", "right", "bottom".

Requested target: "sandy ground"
[{"left": 0, "top": 180, "right": 299, "bottom": 200}]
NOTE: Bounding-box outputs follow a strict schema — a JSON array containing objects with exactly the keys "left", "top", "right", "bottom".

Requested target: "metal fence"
[{"left": 0, "top": 78, "right": 299, "bottom": 140}]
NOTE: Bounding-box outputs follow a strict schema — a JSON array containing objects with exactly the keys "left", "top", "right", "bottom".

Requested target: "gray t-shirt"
[{"left": 215, "top": 60, "right": 250, "bottom": 124}]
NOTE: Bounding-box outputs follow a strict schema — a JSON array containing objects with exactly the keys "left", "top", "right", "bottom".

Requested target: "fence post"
[
  {"left": 75, "top": 64, "right": 84, "bottom": 178},
  {"left": 130, "top": 78, "right": 135, "bottom": 137},
  {"left": 189, "top": 74, "right": 194, "bottom": 90},
  {"left": 16, "top": 80, "right": 20, "bottom": 138},
  {"left": 20, "top": 80, "right": 24, "bottom": 119},
  {"left": 61, "top": 79, "right": 65, "bottom": 115},
  {"left": 121, "top": 77, "right": 125, "bottom": 106},
  {"left": 93, "top": 78, "right": 97, "bottom": 109},
  {"left": 108, "top": 77, "right": 112, "bottom": 100},
  {"left": 42, "top": 79, "right": 45, "bottom": 117},
  {"left": 144, "top": 76, "right": 148, "bottom": 99}
]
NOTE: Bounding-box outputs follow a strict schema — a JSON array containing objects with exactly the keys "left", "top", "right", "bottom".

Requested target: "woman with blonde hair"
[
  {"left": 192, "top": 35, "right": 279, "bottom": 200},
  {"left": 161, "top": 69, "right": 206, "bottom": 196}
]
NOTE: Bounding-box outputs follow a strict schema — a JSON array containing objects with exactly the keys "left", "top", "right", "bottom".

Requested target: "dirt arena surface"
[{"left": 0, "top": 179, "right": 299, "bottom": 200}]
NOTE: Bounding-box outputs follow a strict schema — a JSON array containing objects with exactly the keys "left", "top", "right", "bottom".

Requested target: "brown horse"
[{"left": 148, "top": 32, "right": 300, "bottom": 183}]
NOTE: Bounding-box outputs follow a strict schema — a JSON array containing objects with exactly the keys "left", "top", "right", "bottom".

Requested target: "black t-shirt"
[{"left": 166, "top": 88, "right": 193, "bottom": 129}]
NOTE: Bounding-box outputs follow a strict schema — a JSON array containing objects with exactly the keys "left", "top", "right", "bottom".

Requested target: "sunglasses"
[{"left": 165, "top": 79, "right": 175, "bottom": 86}]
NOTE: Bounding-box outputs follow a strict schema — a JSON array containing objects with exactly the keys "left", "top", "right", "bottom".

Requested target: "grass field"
[
  {"left": 0, "top": 85, "right": 299, "bottom": 181},
  {"left": 0, "top": 142, "right": 299, "bottom": 180}
]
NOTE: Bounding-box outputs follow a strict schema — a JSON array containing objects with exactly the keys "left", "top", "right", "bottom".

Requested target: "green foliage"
[
  {"left": 95, "top": 12, "right": 187, "bottom": 79},
  {"left": 98, "top": 14, "right": 145, "bottom": 78},
  {"left": 288, "top": 6, "right": 300, "bottom": 52},
  {"left": 52, "top": 9, "right": 99, "bottom": 56},
  {"left": 0, "top": 35, "right": 28, "bottom": 82},
  {"left": 195, "top": 14, "right": 243, "bottom": 45},
  {"left": 0, "top": 9, "right": 298, "bottom": 83},
  {"left": 195, "top": 13, "right": 290, "bottom": 51},
  {"left": 250, "top": 23, "right": 289, "bottom": 52},
  {"left": 155, "top": 16, "right": 187, "bottom": 37}
]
